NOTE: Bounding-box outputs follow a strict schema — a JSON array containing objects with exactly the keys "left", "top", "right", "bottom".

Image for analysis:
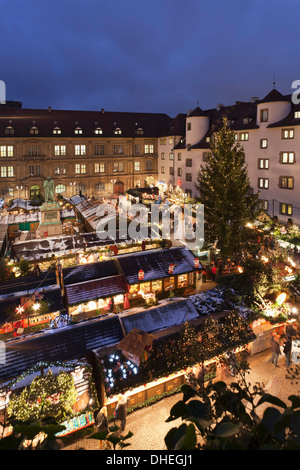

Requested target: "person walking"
[
  {"left": 283, "top": 337, "right": 292, "bottom": 367},
  {"left": 270, "top": 333, "right": 281, "bottom": 367},
  {"left": 94, "top": 406, "right": 109, "bottom": 449},
  {"left": 115, "top": 394, "right": 128, "bottom": 432}
]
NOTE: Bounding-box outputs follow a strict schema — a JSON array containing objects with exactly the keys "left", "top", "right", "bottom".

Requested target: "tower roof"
[{"left": 260, "top": 88, "right": 288, "bottom": 103}]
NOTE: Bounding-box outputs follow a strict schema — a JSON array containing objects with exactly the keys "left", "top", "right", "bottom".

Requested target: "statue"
[{"left": 43, "top": 177, "right": 55, "bottom": 204}]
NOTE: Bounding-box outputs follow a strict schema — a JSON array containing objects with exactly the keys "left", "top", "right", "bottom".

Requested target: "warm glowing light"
[
  {"left": 276, "top": 293, "right": 287, "bottom": 306},
  {"left": 32, "top": 302, "right": 40, "bottom": 312},
  {"left": 238, "top": 266, "right": 243, "bottom": 273},
  {"left": 287, "top": 257, "right": 296, "bottom": 268},
  {"left": 16, "top": 305, "right": 25, "bottom": 315},
  {"left": 285, "top": 266, "right": 293, "bottom": 274},
  {"left": 261, "top": 255, "right": 269, "bottom": 263}
]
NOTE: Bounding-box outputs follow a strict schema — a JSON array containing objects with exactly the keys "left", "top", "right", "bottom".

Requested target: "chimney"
[
  {"left": 48, "top": 106, "right": 52, "bottom": 112},
  {"left": 251, "top": 97, "right": 259, "bottom": 103},
  {"left": 101, "top": 108, "right": 104, "bottom": 114}
]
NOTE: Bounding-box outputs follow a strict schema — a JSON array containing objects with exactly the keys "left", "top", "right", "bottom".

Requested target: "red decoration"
[
  {"left": 194, "top": 257, "right": 200, "bottom": 269},
  {"left": 138, "top": 269, "right": 144, "bottom": 281},
  {"left": 168, "top": 263, "right": 175, "bottom": 275}
]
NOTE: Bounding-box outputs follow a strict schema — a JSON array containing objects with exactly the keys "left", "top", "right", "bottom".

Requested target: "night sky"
[{"left": 1, "top": 0, "right": 300, "bottom": 117}]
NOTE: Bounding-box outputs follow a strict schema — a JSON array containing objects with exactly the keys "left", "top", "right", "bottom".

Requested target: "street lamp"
[{"left": 16, "top": 185, "right": 23, "bottom": 199}]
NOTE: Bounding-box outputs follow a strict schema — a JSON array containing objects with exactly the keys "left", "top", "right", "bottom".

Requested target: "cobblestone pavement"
[{"left": 63, "top": 348, "right": 299, "bottom": 451}]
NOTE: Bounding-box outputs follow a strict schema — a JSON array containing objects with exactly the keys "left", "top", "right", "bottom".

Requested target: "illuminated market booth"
[
  {"left": 97, "top": 300, "right": 255, "bottom": 417},
  {"left": 0, "top": 271, "right": 64, "bottom": 336}
]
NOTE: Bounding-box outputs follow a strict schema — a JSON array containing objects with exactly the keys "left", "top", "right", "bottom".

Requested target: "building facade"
[
  {"left": 158, "top": 88, "right": 300, "bottom": 225},
  {"left": 1, "top": 87, "right": 300, "bottom": 225},
  {"left": 0, "top": 105, "right": 171, "bottom": 200}
]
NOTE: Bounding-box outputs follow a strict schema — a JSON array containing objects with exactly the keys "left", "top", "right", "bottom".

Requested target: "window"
[
  {"left": 5, "top": 126, "right": 14, "bottom": 135},
  {"left": 169, "top": 153, "right": 174, "bottom": 160},
  {"left": 30, "top": 126, "right": 39, "bottom": 135},
  {"left": 160, "top": 138, "right": 166, "bottom": 145},
  {"left": 259, "top": 200, "right": 269, "bottom": 211},
  {"left": 113, "top": 162, "right": 124, "bottom": 172},
  {"left": 54, "top": 145, "right": 66, "bottom": 156},
  {"left": 282, "top": 128, "right": 294, "bottom": 139},
  {"left": 280, "top": 203, "right": 293, "bottom": 215},
  {"left": 186, "top": 158, "right": 192, "bottom": 167},
  {"left": 178, "top": 153, "right": 182, "bottom": 161},
  {"left": 75, "top": 145, "right": 86, "bottom": 155},
  {"left": 0, "top": 146, "right": 13, "bottom": 157},
  {"left": 1, "top": 187, "right": 13, "bottom": 197},
  {"left": 161, "top": 152, "right": 165, "bottom": 160},
  {"left": 29, "top": 165, "right": 34, "bottom": 176},
  {"left": 55, "top": 166, "right": 66, "bottom": 175},
  {"left": 136, "top": 128, "right": 144, "bottom": 135},
  {"left": 36, "top": 165, "right": 41, "bottom": 176},
  {"left": 203, "top": 152, "right": 210, "bottom": 162},
  {"left": 95, "top": 182, "right": 105, "bottom": 191},
  {"left": 94, "top": 127, "right": 103, "bottom": 135},
  {"left": 294, "top": 111, "right": 300, "bottom": 119},
  {"left": 279, "top": 176, "right": 294, "bottom": 189},
  {"left": 75, "top": 164, "right": 86, "bottom": 174},
  {"left": 161, "top": 166, "right": 165, "bottom": 174},
  {"left": 53, "top": 127, "right": 61, "bottom": 135},
  {"left": 239, "top": 132, "right": 249, "bottom": 141},
  {"left": 134, "top": 145, "right": 140, "bottom": 154},
  {"left": 146, "top": 160, "right": 153, "bottom": 170},
  {"left": 178, "top": 168, "right": 182, "bottom": 176},
  {"left": 1, "top": 166, "right": 13, "bottom": 177},
  {"left": 55, "top": 184, "right": 66, "bottom": 193},
  {"left": 258, "top": 158, "right": 269, "bottom": 169},
  {"left": 280, "top": 152, "right": 295, "bottom": 164},
  {"left": 187, "top": 122, "right": 191, "bottom": 130},
  {"left": 258, "top": 178, "right": 269, "bottom": 189},
  {"left": 134, "top": 161, "right": 140, "bottom": 171},
  {"left": 74, "top": 127, "right": 83, "bottom": 135},
  {"left": 94, "top": 163, "right": 105, "bottom": 173},
  {"left": 243, "top": 117, "right": 253, "bottom": 125},
  {"left": 113, "top": 144, "right": 124, "bottom": 154},
  {"left": 260, "top": 139, "right": 268, "bottom": 148},
  {"left": 186, "top": 173, "right": 192, "bottom": 182},
  {"left": 260, "top": 109, "right": 268, "bottom": 122},
  {"left": 114, "top": 127, "right": 122, "bottom": 135},
  {"left": 28, "top": 145, "right": 40, "bottom": 156},
  {"left": 145, "top": 144, "right": 154, "bottom": 154},
  {"left": 168, "top": 138, "right": 173, "bottom": 145},
  {"left": 94, "top": 144, "right": 104, "bottom": 155},
  {"left": 169, "top": 167, "right": 174, "bottom": 175},
  {"left": 29, "top": 166, "right": 40, "bottom": 176}
]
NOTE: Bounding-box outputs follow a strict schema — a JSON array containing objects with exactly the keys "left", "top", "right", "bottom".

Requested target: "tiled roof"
[
  {"left": 65, "top": 275, "right": 128, "bottom": 305},
  {"left": 259, "top": 88, "right": 289, "bottom": 103},
  {"left": 63, "top": 259, "right": 119, "bottom": 285},
  {"left": 0, "top": 271, "right": 57, "bottom": 297},
  {"left": 118, "top": 247, "right": 199, "bottom": 284},
  {"left": 0, "top": 316, "right": 124, "bottom": 382},
  {"left": 0, "top": 107, "right": 172, "bottom": 138}
]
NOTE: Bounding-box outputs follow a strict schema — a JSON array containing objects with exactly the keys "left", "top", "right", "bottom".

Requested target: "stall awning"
[
  {"left": 118, "top": 246, "right": 200, "bottom": 284},
  {"left": 66, "top": 275, "right": 128, "bottom": 305}
]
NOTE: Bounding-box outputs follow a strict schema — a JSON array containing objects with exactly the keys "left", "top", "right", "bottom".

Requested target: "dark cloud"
[{"left": 1, "top": 0, "right": 300, "bottom": 116}]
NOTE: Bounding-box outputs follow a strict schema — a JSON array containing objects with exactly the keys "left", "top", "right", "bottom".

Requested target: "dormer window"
[
  {"left": 243, "top": 117, "right": 253, "bottom": 125},
  {"left": 135, "top": 127, "right": 144, "bottom": 135},
  {"left": 5, "top": 126, "right": 15, "bottom": 135},
  {"left": 114, "top": 127, "right": 122, "bottom": 135},
  {"left": 74, "top": 127, "right": 83, "bottom": 135},
  {"left": 94, "top": 127, "right": 103, "bottom": 135},
  {"left": 294, "top": 111, "right": 300, "bottom": 119},
  {"left": 30, "top": 126, "right": 39, "bottom": 135},
  {"left": 53, "top": 126, "right": 61, "bottom": 135}
]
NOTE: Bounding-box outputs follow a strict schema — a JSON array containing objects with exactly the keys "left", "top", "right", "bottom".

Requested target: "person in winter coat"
[
  {"left": 283, "top": 337, "right": 292, "bottom": 367},
  {"left": 95, "top": 406, "right": 109, "bottom": 448},
  {"left": 270, "top": 333, "right": 281, "bottom": 367},
  {"left": 115, "top": 395, "right": 128, "bottom": 431}
]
